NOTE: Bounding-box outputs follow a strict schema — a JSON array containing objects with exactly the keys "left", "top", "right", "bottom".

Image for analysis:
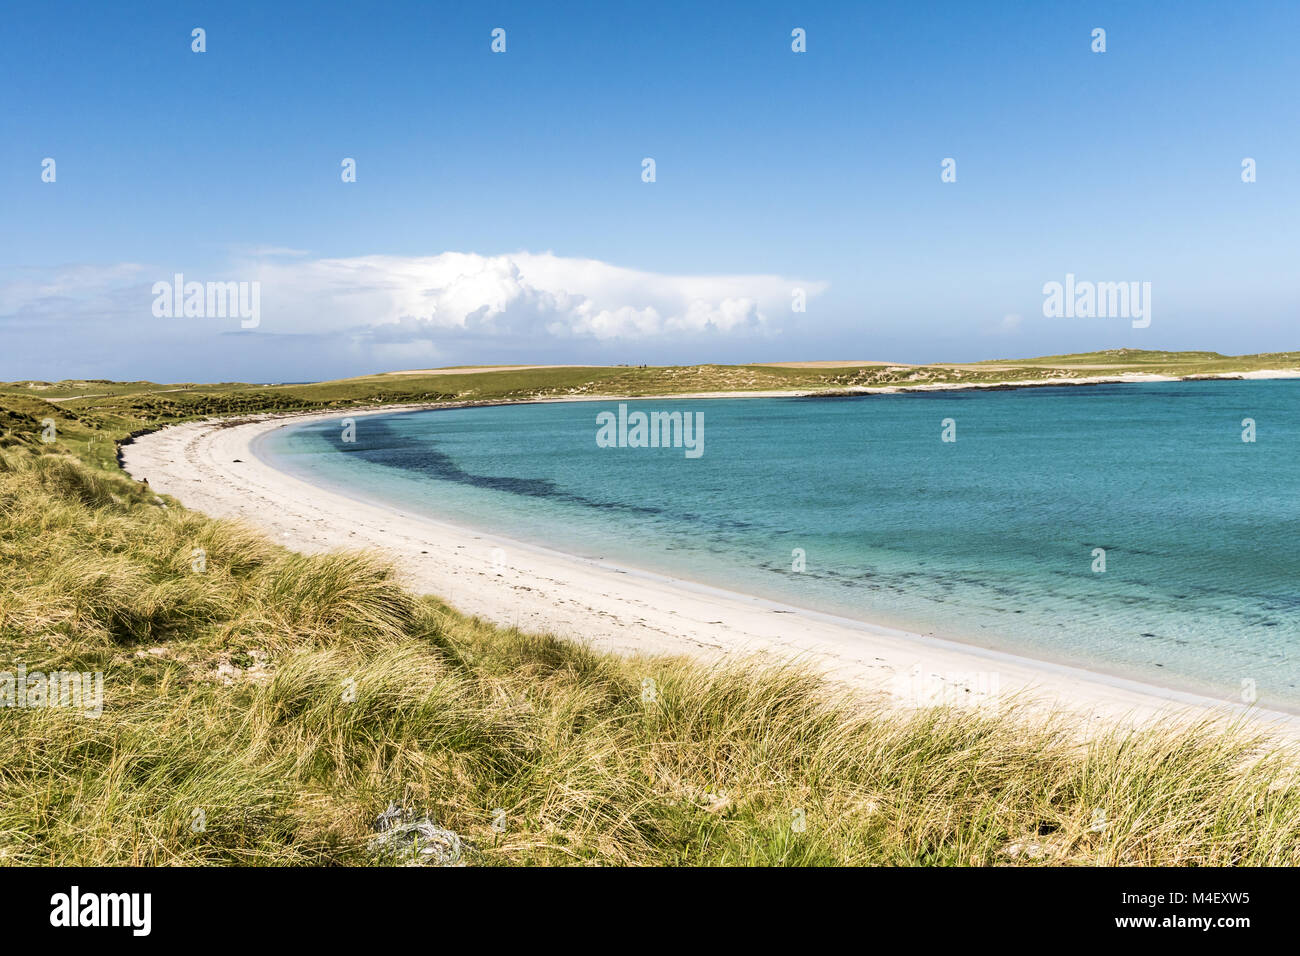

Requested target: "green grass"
[{"left": 2, "top": 353, "right": 1300, "bottom": 865}]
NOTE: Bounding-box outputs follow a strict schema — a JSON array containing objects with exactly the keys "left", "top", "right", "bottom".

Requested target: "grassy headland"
[{"left": 3, "top": 350, "right": 1300, "bottom": 865}]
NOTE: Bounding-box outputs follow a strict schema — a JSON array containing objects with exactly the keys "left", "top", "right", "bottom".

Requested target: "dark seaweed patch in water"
[{"left": 321, "top": 417, "right": 664, "bottom": 517}]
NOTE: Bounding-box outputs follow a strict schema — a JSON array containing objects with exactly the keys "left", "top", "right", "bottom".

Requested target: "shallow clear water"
[{"left": 257, "top": 381, "right": 1300, "bottom": 709}]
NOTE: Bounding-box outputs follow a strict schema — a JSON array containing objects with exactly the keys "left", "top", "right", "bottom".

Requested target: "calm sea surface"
[{"left": 257, "top": 381, "right": 1300, "bottom": 709}]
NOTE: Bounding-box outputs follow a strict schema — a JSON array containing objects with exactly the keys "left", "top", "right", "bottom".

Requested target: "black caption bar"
[{"left": 0, "top": 866, "right": 1278, "bottom": 943}]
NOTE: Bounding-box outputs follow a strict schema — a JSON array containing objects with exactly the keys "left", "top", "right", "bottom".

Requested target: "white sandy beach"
[{"left": 120, "top": 387, "right": 1300, "bottom": 741}]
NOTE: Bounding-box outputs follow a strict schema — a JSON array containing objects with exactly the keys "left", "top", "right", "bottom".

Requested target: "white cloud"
[
  {"left": 986, "top": 312, "right": 1024, "bottom": 335},
  {"left": 242, "top": 251, "right": 827, "bottom": 344},
  {"left": 0, "top": 262, "right": 147, "bottom": 317},
  {"left": 0, "top": 252, "right": 828, "bottom": 379}
]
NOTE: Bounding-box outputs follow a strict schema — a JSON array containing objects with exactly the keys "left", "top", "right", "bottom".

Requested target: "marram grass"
[{"left": 1, "top": 446, "right": 1299, "bottom": 866}]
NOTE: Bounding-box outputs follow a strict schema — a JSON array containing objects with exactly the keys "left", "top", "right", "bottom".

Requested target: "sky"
[{"left": 1, "top": 0, "right": 1297, "bottom": 383}]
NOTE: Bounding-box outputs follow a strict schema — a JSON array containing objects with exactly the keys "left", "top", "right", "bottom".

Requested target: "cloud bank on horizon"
[
  {"left": 250, "top": 249, "right": 824, "bottom": 340},
  {"left": 0, "top": 252, "right": 827, "bottom": 381}
]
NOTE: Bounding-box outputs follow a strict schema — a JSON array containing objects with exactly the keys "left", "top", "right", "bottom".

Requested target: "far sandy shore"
[{"left": 120, "top": 388, "right": 1300, "bottom": 742}]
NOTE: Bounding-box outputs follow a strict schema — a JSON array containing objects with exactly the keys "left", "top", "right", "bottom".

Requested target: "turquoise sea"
[{"left": 256, "top": 381, "right": 1300, "bottom": 710}]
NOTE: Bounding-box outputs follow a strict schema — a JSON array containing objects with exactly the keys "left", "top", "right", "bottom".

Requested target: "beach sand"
[{"left": 119, "top": 394, "right": 1300, "bottom": 742}]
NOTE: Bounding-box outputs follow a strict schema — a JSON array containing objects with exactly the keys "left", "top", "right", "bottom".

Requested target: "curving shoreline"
[{"left": 120, "top": 400, "right": 1300, "bottom": 742}]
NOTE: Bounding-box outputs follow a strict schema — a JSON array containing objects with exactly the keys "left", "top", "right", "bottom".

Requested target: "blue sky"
[{"left": 2, "top": 0, "right": 1297, "bottom": 382}]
